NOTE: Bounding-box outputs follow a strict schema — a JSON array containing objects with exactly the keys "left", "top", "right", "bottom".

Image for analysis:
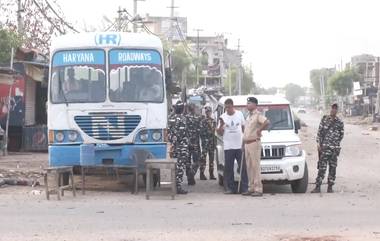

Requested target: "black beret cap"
[{"left": 247, "top": 96, "right": 258, "bottom": 104}]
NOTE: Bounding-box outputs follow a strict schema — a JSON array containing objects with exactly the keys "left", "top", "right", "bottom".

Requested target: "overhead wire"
[
  {"left": 44, "top": 0, "right": 79, "bottom": 33},
  {"left": 174, "top": 18, "right": 195, "bottom": 59},
  {"left": 32, "top": 0, "right": 65, "bottom": 34}
]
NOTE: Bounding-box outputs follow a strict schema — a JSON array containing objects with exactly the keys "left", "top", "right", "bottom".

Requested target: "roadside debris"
[
  {"left": 369, "top": 126, "right": 378, "bottom": 131},
  {"left": 0, "top": 178, "right": 40, "bottom": 187},
  {"left": 30, "top": 190, "right": 43, "bottom": 195}
]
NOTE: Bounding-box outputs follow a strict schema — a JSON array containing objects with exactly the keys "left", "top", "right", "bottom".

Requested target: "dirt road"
[{"left": 1, "top": 110, "right": 380, "bottom": 241}]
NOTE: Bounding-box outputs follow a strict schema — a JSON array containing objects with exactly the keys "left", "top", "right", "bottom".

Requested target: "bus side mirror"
[
  {"left": 165, "top": 68, "right": 180, "bottom": 94},
  {"left": 294, "top": 119, "right": 301, "bottom": 134},
  {"left": 165, "top": 67, "right": 172, "bottom": 85}
]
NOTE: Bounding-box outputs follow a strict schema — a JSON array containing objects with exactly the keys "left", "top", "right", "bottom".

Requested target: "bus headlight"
[
  {"left": 140, "top": 130, "right": 149, "bottom": 142},
  {"left": 68, "top": 131, "right": 78, "bottom": 142},
  {"left": 55, "top": 131, "right": 65, "bottom": 142},
  {"left": 285, "top": 144, "right": 302, "bottom": 157},
  {"left": 152, "top": 130, "right": 162, "bottom": 141}
]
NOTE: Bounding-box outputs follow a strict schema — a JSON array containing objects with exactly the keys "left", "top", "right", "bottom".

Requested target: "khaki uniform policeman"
[{"left": 243, "top": 97, "right": 269, "bottom": 196}]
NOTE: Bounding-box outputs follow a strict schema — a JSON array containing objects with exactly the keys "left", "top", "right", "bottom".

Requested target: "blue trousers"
[{"left": 224, "top": 149, "right": 248, "bottom": 193}]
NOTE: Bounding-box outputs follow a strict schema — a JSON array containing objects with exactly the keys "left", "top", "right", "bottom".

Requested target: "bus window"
[
  {"left": 109, "top": 49, "right": 164, "bottom": 103},
  {"left": 50, "top": 50, "right": 106, "bottom": 103}
]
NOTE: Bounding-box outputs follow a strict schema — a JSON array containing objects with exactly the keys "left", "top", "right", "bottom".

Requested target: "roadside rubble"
[
  {"left": 0, "top": 169, "right": 43, "bottom": 188},
  {"left": 0, "top": 178, "right": 40, "bottom": 187}
]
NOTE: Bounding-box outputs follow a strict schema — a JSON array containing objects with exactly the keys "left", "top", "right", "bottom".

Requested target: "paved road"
[{"left": 1, "top": 110, "right": 380, "bottom": 241}]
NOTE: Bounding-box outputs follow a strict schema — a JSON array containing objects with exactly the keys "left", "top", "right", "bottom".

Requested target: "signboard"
[
  {"left": 109, "top": 50, "right": 161, "bottom": 65},
  {"left": 0, "top": 77, "right": 25, "bottom": 127},
  {"left": 23, "top": 125, "right": 48, "bottom": 151},
  {"left": 52, "top": 50, "right": 105, "bottom": 67}
]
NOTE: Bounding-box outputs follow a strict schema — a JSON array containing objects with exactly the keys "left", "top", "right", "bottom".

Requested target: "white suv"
[{"left": 215, "top": 95, "right": 308, "bottom": 193}]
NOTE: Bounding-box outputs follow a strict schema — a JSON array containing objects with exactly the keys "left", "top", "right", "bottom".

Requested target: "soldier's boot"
[
  {"left": 185, "top": 169, "right": 195, "bottom": 185},
  {"left": 176, "top": 186, "right": 188, "bottom": 195},
  {"left": 209, "top": 170, "right": 217, "bottom": 180},
  {"left": 187, "top": 174, "right": 196, "bottom": 185},
  {"left": 311, "top": 184, "right": 321, "bottom": 193},
  {"left": 200, "top": 171, "right": 207, "bottom": 180},
  {"left": 327, "top": 184, "right": 334, "bottom": 193}
]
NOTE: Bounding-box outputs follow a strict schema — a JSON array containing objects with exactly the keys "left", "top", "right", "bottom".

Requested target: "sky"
[{"left": 57, "top": 0, "right": 380, "bottom": 88}]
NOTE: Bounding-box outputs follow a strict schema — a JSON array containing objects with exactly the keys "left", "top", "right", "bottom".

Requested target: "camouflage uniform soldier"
[
  {"left": 168, "top": 101, "right": 189, "bottom": 194},
  {"left": 311, "top": 103, "right": 344, "bottom": 193},
  {"left": 185, "top": 104, "right": 201, "bottom": 185},
  {"left": 200, "top": 106, "right": 217, "bottom": 180}
]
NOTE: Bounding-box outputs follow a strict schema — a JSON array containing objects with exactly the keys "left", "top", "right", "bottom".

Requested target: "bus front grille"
[{"left": 74, "top": 114, "right": 141, "bottom": 140}]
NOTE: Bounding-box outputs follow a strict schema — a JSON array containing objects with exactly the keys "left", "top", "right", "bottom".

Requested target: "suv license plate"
[{"left": 261, "top": 165, "right": 281, "bottom": 173}]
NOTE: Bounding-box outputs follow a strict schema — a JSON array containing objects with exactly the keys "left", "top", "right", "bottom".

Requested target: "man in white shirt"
[{"left": 217, "top": 98, "right": 248, "bottom": 194}]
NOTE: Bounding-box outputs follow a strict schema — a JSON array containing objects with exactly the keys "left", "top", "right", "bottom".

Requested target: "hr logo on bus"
[{"left": 95, "top": 34, "right": 121, "bottom": 46}]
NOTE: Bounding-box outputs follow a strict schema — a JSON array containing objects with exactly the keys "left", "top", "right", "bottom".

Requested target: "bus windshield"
[
  {"left": 235, "top": 104, "right": 293, "bottom": 130},
  {"left": 109, "top": 49, "right": 164, "bottom": 103},
  {"left": 50, "top": 50, "right": 106, "bottom": 103}
]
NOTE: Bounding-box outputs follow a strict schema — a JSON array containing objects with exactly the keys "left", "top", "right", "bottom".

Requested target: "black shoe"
[
  {"left": 327, "top": 185, "right": 334, "bottom": 193},
  {"left": 200, "top": 172, "right": 207, "bottom": 180},
  {"left": 209, "top": 172, "right": 217, "bottom": 180},
  {"left": 251, "top": 192, "right": 263, "bottom": 197},
  {"left": 311, "top": 185, "right": 321, "bottom": 193},
  {"left": 241, "top": 191, "right": 252, "bottom": 196},
  {"left": 176, "top": 187, "right": 188, "bottom": 194},
  {"left": 187, "top": 175, "right": 196, "bottom": 185},
  {"left": 224, "top": 190, "right": 234, "bottom": 194}
]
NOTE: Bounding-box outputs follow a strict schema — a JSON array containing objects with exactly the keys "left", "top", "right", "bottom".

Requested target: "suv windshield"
[
  {"left": 235, "top": 104, "right": 293, "bottom": 130},
  {"left": 50, "top": 50, "right": 106, "bottom": 103},
  {"left": 109, "top": 49, "right": 164, "bottom": 103}
]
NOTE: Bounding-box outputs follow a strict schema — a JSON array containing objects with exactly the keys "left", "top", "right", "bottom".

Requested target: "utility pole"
[
  {"left": 3, "top": 48, "right": 15, "bottom": 156},
  {"left": 228, "top": 63, "right": 232, "bottom": 95},
  {"left": 167, "top": 0, "right": 178, "bottom": 42},
  {"left": 17, "top": 0, "right": 24, "bottom": 35},
  {"left": 133, "top": 0, "right": 145, "bottom": 33},
  {"left": 320, "top": 75, "right": 326, "bottom": 110},
  {"left": 376, "top": 57, "right": 380, "bottom": 119},
  {"left": 237, "top": 38, "right": 242, "bottom": 95},
  {"left": 117, "top": 6, "right": 123, "bottom": 31},
  {"left": 194, "top": 28, "right": 203, "bottom": 86}
]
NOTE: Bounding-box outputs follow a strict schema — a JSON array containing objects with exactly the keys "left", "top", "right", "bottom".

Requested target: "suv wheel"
[{"left": 291, "top": 163, "right": 308, "bottom": 193}]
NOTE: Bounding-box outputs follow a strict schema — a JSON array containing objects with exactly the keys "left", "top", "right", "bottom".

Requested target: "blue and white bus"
[{"left": 48, "top": 32, "right": 169, "bottom": 169}]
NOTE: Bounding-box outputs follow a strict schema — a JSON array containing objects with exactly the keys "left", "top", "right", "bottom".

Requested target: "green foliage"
[
  {"left": 328, "top": 69, "right": 358, "bottom": 96},
  {"left": 241, "top": 66, "right": 255, "bottom": 95},
  {"left": 172, "top": 45, "right": 192, "bottom": 83},
  {"left": 310, "top": 68, "right": 335, "bottom": 95},
  {"left": 284, "top": 83, "right": 305, "bottom": 104},
  {"left": 224, "top": 66, "right": 255, "bottom": 95},
  {"left": 0, "top": 28, "right": 22, "bottom": 63}
]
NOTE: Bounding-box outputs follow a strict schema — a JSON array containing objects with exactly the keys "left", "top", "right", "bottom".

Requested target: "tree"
[
  {"left": 241, "top": 66, "right": 256, "bottom": 95},
  {"left": 0, "top": 0, "right": 78, "bottom": 55},
  {"left": 0, "top": 28, "right": 22, "bottom": 63},
  {"left": 310, "top": 68, "right": 335, "bottom": 95},
  {"left": 171, "top": 45, "right": 192, "bottom": 86},
  {"left": 328, "top": 69, "right": 358, "bottom": 96},
  {"left": 223, "top": 65, "right": 256, "bottom": 95},
  {"left": 284, "top": 83, "right": 305, "bottom": 104}
]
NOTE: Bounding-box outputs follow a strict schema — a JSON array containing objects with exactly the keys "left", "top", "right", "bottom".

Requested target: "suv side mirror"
[{"left": 294, "top": 119, "right": 301, "bottom": 134}]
